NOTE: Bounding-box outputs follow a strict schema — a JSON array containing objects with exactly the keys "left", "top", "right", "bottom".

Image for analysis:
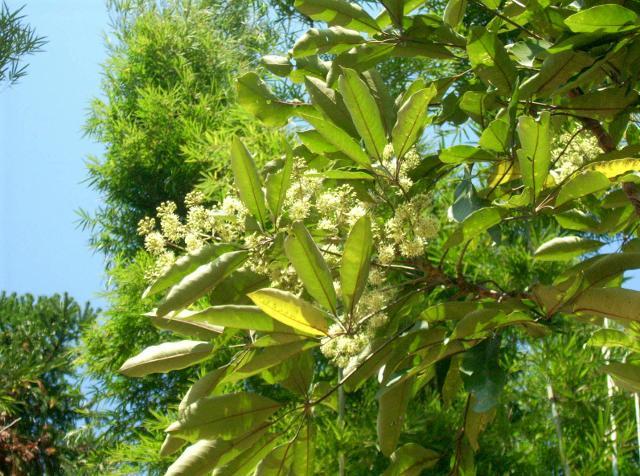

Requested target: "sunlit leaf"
[{"left": 249, "top": 288, "right": 329, "bottom": 336}]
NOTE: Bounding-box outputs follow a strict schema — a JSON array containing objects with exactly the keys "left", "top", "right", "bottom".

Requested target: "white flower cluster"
[
  {"left": 550, "top": 127, "right": 600, "bottom": 182},
  {"left": 137, "top": 190, "right": 248, "bottom": 279},
  {"left": 283, "top": 159, "right": 368, "bottom": 233},
  {"left": 377, "top": 193, "right": 438, "bottom": 263},
  {"left": 381, "top": 144, "right": 422, "bottom": 191},
  {"left": 320, "top": 285, "right": 394, "bottom": 368}
]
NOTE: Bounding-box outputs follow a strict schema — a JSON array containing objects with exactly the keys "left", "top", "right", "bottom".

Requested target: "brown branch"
[{"left": 567, "top": 88, "right": 640, "bottom": 216}]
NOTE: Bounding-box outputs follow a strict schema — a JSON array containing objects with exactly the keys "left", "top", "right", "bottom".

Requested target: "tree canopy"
[{"left": 0, "top": 293, "right": 97, "bottom": 475}]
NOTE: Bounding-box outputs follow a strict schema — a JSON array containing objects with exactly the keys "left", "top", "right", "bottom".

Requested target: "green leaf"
[
  {"left": 165, "top": 439, "right": 231, "bottom": 476},
  {"left": 179, "top": 368, "right": 228, "bottom": 416},
  {"left": 148, "top": 312, "right": 223, "bottom": 340},
  {"left": 376, "top": 0, "right": 422, "bottom": 29},
  {"left": 231, "top": 137, "right": 268, "bottom": 226},
  {"left": 317, "top": 169, "right": 375, "bottom": 180},
  {"left": 292, "top": 423, "right": 315, "bottom": 476},
  {"left": 157, "top": 251, "right": 248, "bottom": 316},
  {"left": 517, "top": 111, "right": 551, "bottom": 198},
  {"left": 225, "top": 340, "right": 317, "bottom": 383},
  {"left": 377, "top": 376, "right": 413, "bottom": 457},
  {"left": 445, "top": 207, "right": 504, "bottom": 248},
  {"left": 382, "top": 443, "right": 439, "bottom": 476},
  {"left": 119, "top": 340, "right": 213, "bottom": 377},
  {"left": 237, "top": 72, "right": 297, "bottom": 126},
  {"left": 464, "top": 397, "right": 496, "bottom": 451},
  {"left": 178, "top": 305, "right": 300, "bottom": 334},
  {"left": 343, "top": 338, "right": 394, "bottom": 392},
  {"left": 587, "top": 158, "right": 640, "bottom": 179},
  {"left": 294, "top": 0, "right": 382, "bottom": 34},
  {"left": 461, "top": 337, "right": 505, "bottom": 412},
  {"left": 304, "top": 76, "right": 358, "bottom": 137},
  {"left": 560, "top": 88, "right": 639, "bottom": 120},
  {"left": 392, "top": 86, "right": 437, "bottom": 159},
  {"left": 266, "top": 143, "right": 294, "bottom": 219},
  {"left": 167, "top": 392, "right": 280, "bottom": 441},
  {"left": 439, "top": 145, "right": 495, "bottom": 164},
  {"left": 285, "top": 222, "right": 337, "bottom": 314},
  {"left": 341, "top": 215, "right": 373, "bottom": 317},
  {"left": 212, "top": 432, "right": 281, "bottom": 476},
  {"left": 248, "top": 288, "right": 329, "bottom": 336},
  {"left": 587, "top": 329, "right": 640, "bottom": 354},
  {"left": 339, "top": 67, "right": 387, "bottom": 161},
  {"left": 467, "top": 27, "right": 517, "bottom": 95},
  {"left": 299, "top": 130, "right": 339, "bottom": 153},
  {"left": 421, "top": 301, "right": 509, "bottom": 322},
  {"left": 564, "top": 5, "right": 638, "bottom": 33},
  {"left": 450, "top": 310, "right": 534, "bottom": 340},
  {"left": 444, "top": 0, "right": 466, "bottom": 27},
  {"left": 300, "top": 111, "right": 371, "bottom": 168},
  {"left": 555, "top": 170, "right": 610, "bottom": 206},
  {"left": 261, "top": 55, "right": 293, "bottom": 77},
  {"left": 159, "top": 434, "right": 187, "bottom": 457},
  {"left": 603, "top": 362, "right": 640, "bottom": 392},
  {"left": 533, "top": 236, "right": 603, "bottom": 261},
  {"left": 292, "top": 26, "right": 364, "bottom": 57},
  {"left": 573, "top": 288, "right": 640, "bottom": 323},
  {"left": 255, "top": 440, "right": 296, "bottom": 475},
  {"left": 478, "top": 119, "right": 510, "bottom": 153},
  {"left": 380, "top": 0, "right": 404, "bottom": 27},
  {"left": 518, "top": 50, "right": 594, "bottom": 99},
  {"left": 142, "top": 243, "right": 236, "bottom": 299}
]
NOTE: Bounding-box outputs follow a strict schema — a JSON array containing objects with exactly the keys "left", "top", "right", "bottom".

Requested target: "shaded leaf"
[
  {"left": 165, "top": 439, "right": 230, "bottom": 476},
  {"left": 266, "top": 143, "right": 294, "bottom": 219},
  {"left": 285, "top": 222, "right": 337, "bottom": 313},
  {"left": 382, "top": 443, "right": 439, "bottom": 476},
  {"left": 119, "top": 340, "right": 213, "bottom": 377},
  {"left": 467, "top": 27, "right": 516, "bottom": 95},
  {"left": 301, "top": 111, "right": 371, "bottom": 168},
  {"left": 143, "top": 243, "right": 236, "bottom": 299},
  {"left": 167, "top": 392, "right": 280, "bottom": 441},
  {"left": 460, "top": 337, "right": 505, "bottom": 412},
  {"left": 237, "top": 72, "right": 297, "bottom": 126},
  {"left": 392, "top": 86, "right": 437, "bottom": 159},
  {"left": 517, "top": 112, "right": 551, "bottom": 198},
  {"left": 231, "top": 137, "right": 268, "bottom": 226},
  {"left": 339, "top": 67, "right": 387, "bottom": 160},
  {"left": 292, "top": 26, "right": 364, "bottom": 57},
  {"left": 377, "top": 376, "right": 413, "bottom": 456},
  {"left": 341, "top": 215, "right": 373, "bottom": 317},
  {"left": 157, "top": 251, "right": 248, "bottom": 316},
  {"left": 533, "top": 236, "right": 603, "bottom": 261},
  {"left": 564, "top": 5, "right": 638, "bottom": 33},
  {"left": 294, "top": 0, "right": 381, "bottom": 33}
]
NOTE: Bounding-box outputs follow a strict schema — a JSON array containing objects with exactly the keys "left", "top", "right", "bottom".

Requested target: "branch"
[{"left": 567, "top": 89, "right": 640, "bottom": 216}]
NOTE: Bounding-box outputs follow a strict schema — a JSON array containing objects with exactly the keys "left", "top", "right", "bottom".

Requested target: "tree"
[
  {"left": 81, "top": 0, "right": 282, "bottom": 259},
  {"left": 0, "top": 1, "right": 45, "bottom": 88},
  {"left": 0, "top": 293, "right": 97, "bottom": 475},
  {"left": 119, "top": 0, "right": 640, "bottom": 474}
]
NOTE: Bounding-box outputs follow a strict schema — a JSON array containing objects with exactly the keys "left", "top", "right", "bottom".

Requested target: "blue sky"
[{"left": 0, "top": 0, "right": 108, "bottom": 307}]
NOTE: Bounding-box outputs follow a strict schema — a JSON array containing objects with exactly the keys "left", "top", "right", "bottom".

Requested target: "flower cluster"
[
  {"left": 320, "top": 283, "right": 395, "bottom": 368},
  {"left": 550, "top": 126, "right": 600, "bottom": 182},
  {"left": 137, "top": 190, "right": 248, "bottom": 279},
  {"left": 377, "top": 193, "right": 439, "bottom": 262}
]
